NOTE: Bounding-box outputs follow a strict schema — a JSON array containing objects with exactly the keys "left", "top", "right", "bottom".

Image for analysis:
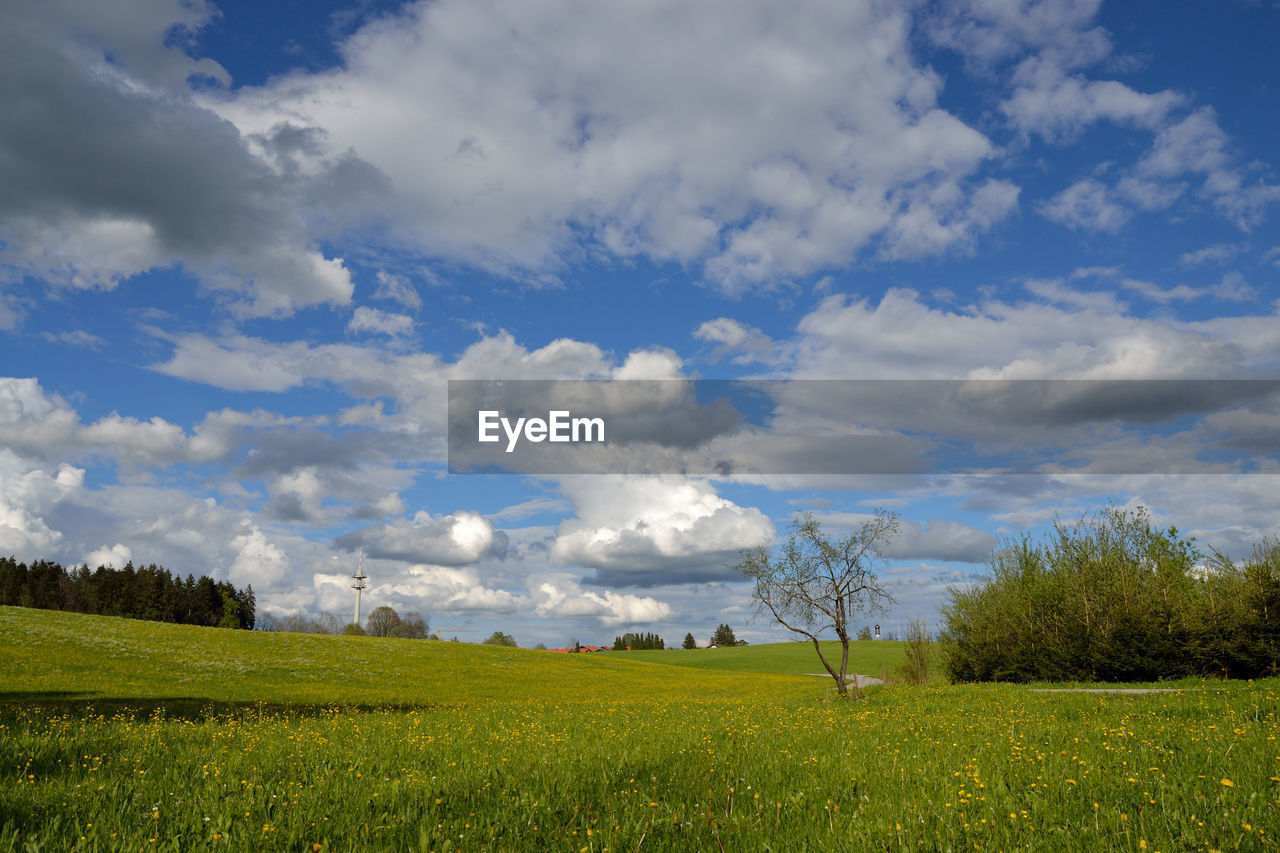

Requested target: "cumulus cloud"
[
  {"left": 314, "top": 563, "right": 525, "bottom": 617},
  {"left": 1002, "top": 59, "right": 1182, "bottom": 143},
  {"left": 0, "top": 376, "right": 228, "bottom": 467},
  {"left": 0, "top": 450, "right": 83, "bottom": 558},
  {"left": 551, "top": 477, "right": 774, "bottom": 586},
  {"left": 535, "top": 582, "right": 672, "bottom": 627},
  {"left": 214, "top": 0, "right": 1015, "bottom": 291},
  {"left": 926, "top": 2, "right": 1280, "bottom": 234},
  {"left": 0, "top": 0, "right": 379, "bottom": 316},
  {"left": 925, "top": 0, "right": 1112, "bottom": 69},
  {"left": 1033, "top": 103, "right": 1280, "bottom": 235},
  {"left": 85, "top": 543, "right": 133, "bottom": 569},
  {"left": 336, "top": 511, "right": 508, "bottom": 566},
  {"left": 787, "top": 287, "right": 1278, "bottom": 380},
  {"left": 229, "top": 526, "right": 292, "bottom": 588}
]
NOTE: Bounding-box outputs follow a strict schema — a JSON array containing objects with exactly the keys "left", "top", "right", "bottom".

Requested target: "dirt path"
[{"left": 804, "top": 673, "right": 884, "bottom": 687}]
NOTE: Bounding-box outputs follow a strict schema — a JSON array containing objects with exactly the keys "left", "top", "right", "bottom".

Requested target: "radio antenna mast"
[{"left": 351, "top": 551, "right": 367, "bottom": 628}]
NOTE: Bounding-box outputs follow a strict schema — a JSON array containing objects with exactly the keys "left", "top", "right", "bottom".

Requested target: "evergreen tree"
[{"left": 710, "top": 623, "right": 737, "bottom": 646}]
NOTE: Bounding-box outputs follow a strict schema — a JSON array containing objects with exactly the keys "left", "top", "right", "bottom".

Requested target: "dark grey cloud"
[
  {"left": 0, "top": 0, "right": 388, "bottom": 315},
  {"left": 881, "top": 520, "right": 996, "bottom": 564},
  {"left": 336, "top": 511, "right": 509, "bottom": 566}
]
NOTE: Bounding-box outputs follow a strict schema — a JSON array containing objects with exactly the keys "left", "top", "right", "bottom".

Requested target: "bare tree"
[
  {"left": 365, "top": 605, "right": 401, "bottom": 637},
  {"left": 282, "top": 611, "right": 320, "bottom": 634},
  {"left": 738, "top": 510, "right": 899, "bottom": 698}
]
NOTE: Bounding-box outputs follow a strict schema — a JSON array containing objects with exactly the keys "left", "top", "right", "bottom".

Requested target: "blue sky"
[{"left": 2, "top": 0, "right": 1279, "bottom": 646}]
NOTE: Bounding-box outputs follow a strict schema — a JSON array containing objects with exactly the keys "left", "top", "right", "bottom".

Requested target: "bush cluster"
[{"left": 941, "top": 506, "right": 1280, "bottom": 682}]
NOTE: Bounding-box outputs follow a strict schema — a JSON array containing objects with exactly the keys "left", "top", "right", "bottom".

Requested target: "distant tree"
[
  {"left": 343, "top": 623, "right": 366, "bottom": 636},
  {"left": 394, "top": 612, "right": 428, "bottom": 639},
  {"left": 682, "top": 632, "right": 697, "bottom": 649},
  {"left": 534, "top": 642, "right": 547, "bottom": 650},
  {"left": 282, "top": 612, "right": 319, "bottom": 633},
  {"left": 738, "top": 510, "right": 899, "bottom": 698},
  {"left": 255, "top": 611, "right": 278, "bottom": 631},
  {"left": 240, "top": 584, "right": 256, "bottom": 630},
  {"left": 315, "top": 612, "right": 344, "bottom": 635},
  {"left": 217, "top": 588, "right": 241, "bottom": 629},
  {"left": 857, "top": 626, "right": 872, "bottom": 641},
  {"left": 613, "top": 632, "right": 666, "bottom": 650},
  {"left": 366, "top": 606, "right": 401, "bottom": 637},
  {"left": 710, "top": 623, "right": 737, "bottom": 646},
  {"left": 484, "top": 631, "right": 518, "bottom": 647}
]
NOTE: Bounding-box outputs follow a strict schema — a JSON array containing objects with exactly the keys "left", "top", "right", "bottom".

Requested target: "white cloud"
[
  {"left": 86, "top": 542, "right": 132, "bottom": 569},
  {"left": 1038, "top": 178, "right": 1130, "bottom": 231},
  {"left": 1039, "top": 108, "right": 1280, "bottom": 233},
  {"left": 925, "top": 0, "right": 1112, "bottom": 69},
  {"left": 229, "top": 526, "right": 291, "bottom": 589},
  {"left": 1179, "top": 243, "right": 1244, "bottom": 266},
  {"left": 337, "top": 510, "right": 508, "bottom": 566},
  {"left": 373, "top": 270, "right": 422, "bottom": 310},
  {"left": 347, "top": 305, "right": 414, "bottom": 338},
  {"left": 0, "top": 450, "right": 83, "bottom": 557},
  {"left": 535, "top": 582, "right": 672, "bottom": 627},
  {"left": 41, "top": 330, "right": 107, "bottom": 350},
  {"left": 321, "top": 563, "right": 525, "bottom": 616},
  {"left": 694, "top": 318, "right": 776, "bottom": 365},
  {"left": 0, "top": 376, "right": 231, "bottom": 467},
  {"left": 551, "top": 477, "right": 774, "bottom": 585},
  {"left": 1002, "top": 58, "right": 1182, "bottom": 142},
  {"left": 788, "top": 287, "right": 1278, "bottom": 380},
  {"left": 215, "top": 0, "right": 1014, "bottom": 291}
]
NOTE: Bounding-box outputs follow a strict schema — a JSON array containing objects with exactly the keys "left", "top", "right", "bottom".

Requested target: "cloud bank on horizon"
[{"left": 2, "top": 0, "right": 1278, "bottom": 645}]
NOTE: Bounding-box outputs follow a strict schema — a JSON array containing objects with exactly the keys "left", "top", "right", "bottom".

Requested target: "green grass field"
[
  {"left": 621, "top": 639, "right": 920, "bottom": 680},
  {"left": 2, "top": 606, "right": 1277, "bottom": 851}
]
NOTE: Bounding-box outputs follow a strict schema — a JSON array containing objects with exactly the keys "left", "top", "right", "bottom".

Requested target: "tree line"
[
  {"left": 612, "top": 632, "right": 664, "bottom": 650},
  {"left": 0, "top": 556, "right": 255, "bottom": 630},
  {"left": 941, "top": 506, "right": 1280, "bottom": 682}
]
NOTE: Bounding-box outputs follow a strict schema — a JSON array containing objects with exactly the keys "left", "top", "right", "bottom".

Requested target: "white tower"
[{"left": 352, "top": 551, "right": 367, "bottom": 628}]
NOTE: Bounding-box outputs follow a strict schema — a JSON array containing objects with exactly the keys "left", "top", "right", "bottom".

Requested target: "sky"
[{"left": 2, "top": 0, "right": 1279, "bottom": 647}]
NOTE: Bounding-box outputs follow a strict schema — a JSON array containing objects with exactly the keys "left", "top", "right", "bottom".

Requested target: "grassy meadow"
[
  {"left": 2, "top": 607, "right": 1278, "bottom": 851},
  {"left": 621, "top": 638, "right": 920, "bottom": 681}
]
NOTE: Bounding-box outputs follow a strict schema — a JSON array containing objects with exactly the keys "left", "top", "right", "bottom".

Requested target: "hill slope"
[{"left": 0, "top": 606, "right": 820, "bottom": 709}]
